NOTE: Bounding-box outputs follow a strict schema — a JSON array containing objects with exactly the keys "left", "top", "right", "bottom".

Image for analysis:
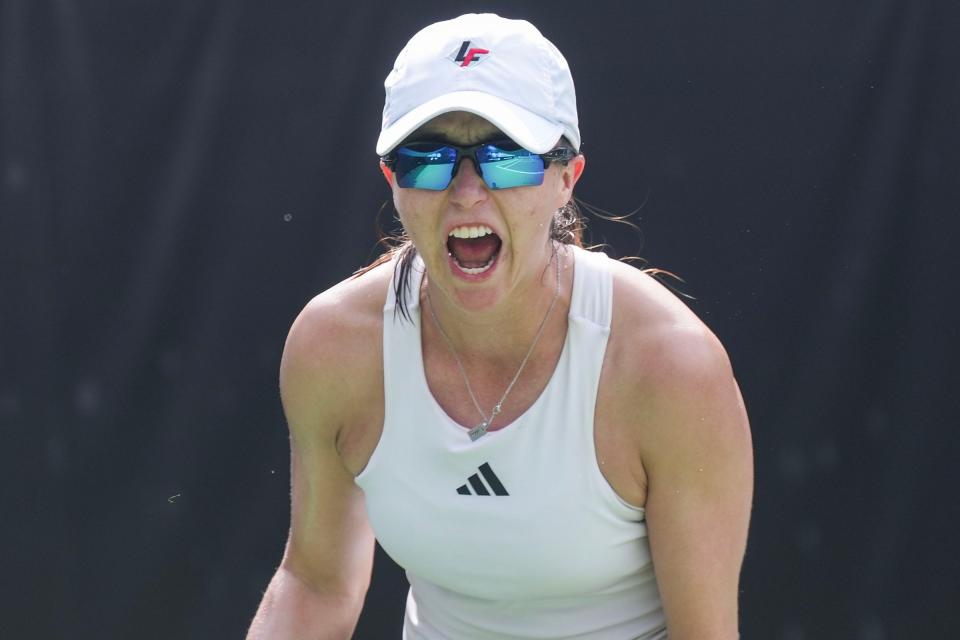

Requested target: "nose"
[{"left": 448, "top": 156, "right": 488, "bottom": 207}]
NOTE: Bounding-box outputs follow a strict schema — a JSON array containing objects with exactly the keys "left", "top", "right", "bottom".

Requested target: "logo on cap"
[{"left": 450, "top": 41, "right": 489, "bottom": 67}]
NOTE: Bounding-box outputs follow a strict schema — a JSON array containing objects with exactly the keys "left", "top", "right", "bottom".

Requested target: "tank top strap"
[{"left": 568, "top": 246, "right": 613, "bottom": 330}]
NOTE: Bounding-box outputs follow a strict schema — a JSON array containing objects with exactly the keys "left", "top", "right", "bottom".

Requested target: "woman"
[{"left": 247, "top": 13, "right": 752, "bottom": 640}]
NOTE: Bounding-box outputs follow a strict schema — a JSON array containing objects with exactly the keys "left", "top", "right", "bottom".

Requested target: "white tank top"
[{"left": 356, "top": 246, "right": 666, "bottom": 639}]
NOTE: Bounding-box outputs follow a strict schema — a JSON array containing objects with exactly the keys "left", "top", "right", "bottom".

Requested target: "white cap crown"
[{"left": 377, "top": 13, "right": 580, "bottom": 156}]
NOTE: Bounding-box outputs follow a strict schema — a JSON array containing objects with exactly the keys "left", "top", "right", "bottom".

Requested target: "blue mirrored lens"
[
  {"left": 392, "top": 142, "right": 546, "bottom": 190},
  {"left": 394, "top": 145, "right": 457, "bottom": 190},
  {"left": 478, "top": 145, "right": 544, "bottom": 189}
]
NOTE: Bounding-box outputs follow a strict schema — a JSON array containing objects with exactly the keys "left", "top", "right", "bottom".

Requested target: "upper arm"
[
  {"left": 635, "top": 327, "right": 753, "bottom": 639},
  {"left": 277, "top": 297, "right": 378, "bottom": 602}
]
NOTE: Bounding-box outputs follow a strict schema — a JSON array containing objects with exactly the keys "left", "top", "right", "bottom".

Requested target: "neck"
[{"left": 423, "top": 243, "right": 570, "bottom": 367}]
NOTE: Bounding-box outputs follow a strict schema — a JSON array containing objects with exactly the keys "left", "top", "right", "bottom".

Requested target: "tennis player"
[{"left": 247, "top": 13, "right": 752, "bottom": 640}]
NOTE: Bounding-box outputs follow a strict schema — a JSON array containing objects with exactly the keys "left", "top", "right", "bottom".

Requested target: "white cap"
[{"left": 376, "top": 13, "right": 580, "bottom": 156}]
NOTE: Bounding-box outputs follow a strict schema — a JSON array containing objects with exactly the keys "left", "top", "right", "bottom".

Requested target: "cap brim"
[{"left": 376, "top": 90, "right": 564, "bottom": 156}]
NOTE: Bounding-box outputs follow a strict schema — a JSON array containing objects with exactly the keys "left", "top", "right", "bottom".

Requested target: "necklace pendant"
[{"left": 468, "top": 420, "right": 489, "bottom": 441}]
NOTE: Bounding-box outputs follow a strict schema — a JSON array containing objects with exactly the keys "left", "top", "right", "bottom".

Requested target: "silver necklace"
[{"left": 425, "top": 249, "right": 562, "bottom": 441}]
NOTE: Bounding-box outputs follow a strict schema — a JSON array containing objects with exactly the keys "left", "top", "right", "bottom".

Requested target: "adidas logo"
[{"left": 456, "top": 462, "right": 509, "bottom": 496}]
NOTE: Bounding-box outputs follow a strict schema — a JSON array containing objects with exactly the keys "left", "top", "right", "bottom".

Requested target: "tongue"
[{"left": 448, "top": 235, "right": 501, "bottom": 269}]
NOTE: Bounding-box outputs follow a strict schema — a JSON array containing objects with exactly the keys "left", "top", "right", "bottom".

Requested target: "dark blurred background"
[{"left": 2, "top": 1, "right": 958, "bottom": 638}]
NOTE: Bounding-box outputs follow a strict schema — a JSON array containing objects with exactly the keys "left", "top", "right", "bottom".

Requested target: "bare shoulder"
[
  {"left": 606, "top": 257, "right": 730, "bottom": 382},
  {"left": 280, "top": 261, "right": 393, "bottom": 446},
  {"left": 603, "top": 258, "right": 749, "bottom": 463}
]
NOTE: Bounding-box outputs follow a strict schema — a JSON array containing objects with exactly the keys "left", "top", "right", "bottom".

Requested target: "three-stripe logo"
[{"left": 457, "top": 462, "right": 509, "bottom": 496}]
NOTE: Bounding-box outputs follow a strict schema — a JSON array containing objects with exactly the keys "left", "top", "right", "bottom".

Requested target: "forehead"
[{"left": 409, "top": 111, "right": 505, "bottom": 144}]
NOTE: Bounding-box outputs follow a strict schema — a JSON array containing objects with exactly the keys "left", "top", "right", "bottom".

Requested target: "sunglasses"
[{"left": 381, "top": 139, "right": 576, "bottom": 191}]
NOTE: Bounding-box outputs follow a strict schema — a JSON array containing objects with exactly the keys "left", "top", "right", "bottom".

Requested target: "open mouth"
[{"left": 447, "top": 225, "right": 502, "bottom": 275}]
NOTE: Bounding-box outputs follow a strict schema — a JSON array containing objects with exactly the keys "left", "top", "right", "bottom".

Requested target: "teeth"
[
  {"left": 458, "top": 261, "right": 494, "bottom": 275},
  {"left": 448, "top": 225, "right": 493, "bottom": 239},
  {"left": 449, "top": 245, "right": 498, "bottom": 275}
]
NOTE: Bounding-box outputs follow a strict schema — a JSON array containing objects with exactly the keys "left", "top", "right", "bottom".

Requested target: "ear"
[
  {"left": 379, "top": 160, "right": 394, "bottom": 186},
  {"left": 571, "top": 154, "right": 586, "bottom": 183},
  {"left": 558, "top": 154, "right": 586, "bottom": 205}
]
